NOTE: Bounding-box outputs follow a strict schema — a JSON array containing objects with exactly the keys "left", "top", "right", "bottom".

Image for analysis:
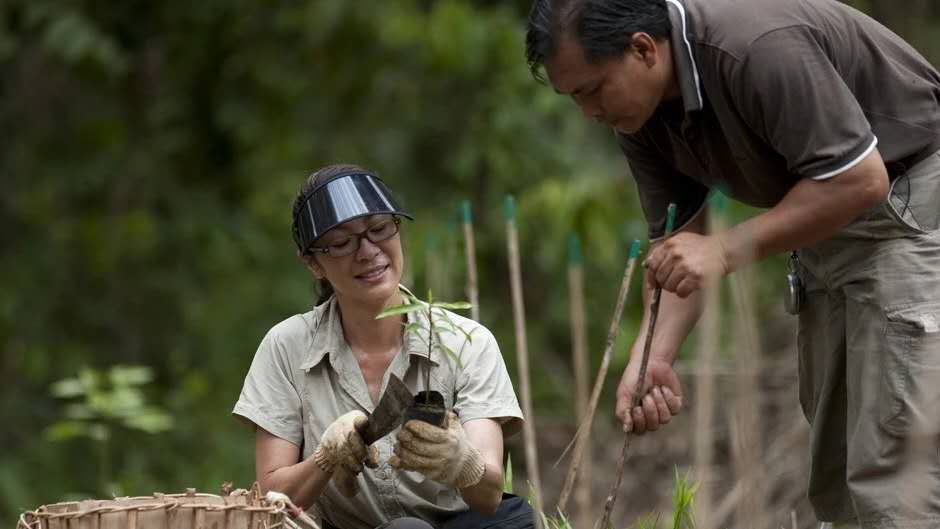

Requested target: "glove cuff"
[
  {"left": 453, "top": 445, "right": 486, "bottom": 488},
  {"left": 312, "top": 446, "right": 334, "bottom": 474}
]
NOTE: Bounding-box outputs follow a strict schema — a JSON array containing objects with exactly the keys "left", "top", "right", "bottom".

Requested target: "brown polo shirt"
[{"left": 622, "top": 0, "right": 940, "bottom": 239}]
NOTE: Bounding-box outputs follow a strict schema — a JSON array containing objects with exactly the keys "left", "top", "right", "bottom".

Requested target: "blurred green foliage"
[{"left": 1, "top": 0, "right": 937, "bottom": 522}]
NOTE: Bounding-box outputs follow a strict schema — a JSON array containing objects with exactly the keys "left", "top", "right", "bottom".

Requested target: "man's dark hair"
[{"left": 525, "top": 0, "right": 672, "bottom": 81}]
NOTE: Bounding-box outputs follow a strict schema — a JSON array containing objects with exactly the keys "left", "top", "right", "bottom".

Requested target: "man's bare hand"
[
  {"left": 616, "top": 357, "right": 683, "bottom": 434},
  {"left": 645, "top": 232, "right": 730, "bottom": 298}
]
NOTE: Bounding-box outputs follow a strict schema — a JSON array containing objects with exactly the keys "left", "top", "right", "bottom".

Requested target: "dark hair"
[
  {"left": 291, "top": 163, "right": 371, "bottom": 305},
  {"left": 525, "top": 0, "right": 672, "bottom": 81}
]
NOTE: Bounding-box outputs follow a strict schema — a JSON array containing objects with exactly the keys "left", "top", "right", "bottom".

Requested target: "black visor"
[{"left": 292, "top": 172, "right": 413, "bottom": 254}]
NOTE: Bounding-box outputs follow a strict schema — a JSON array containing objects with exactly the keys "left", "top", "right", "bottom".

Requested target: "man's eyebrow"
[{"left": 555, "top": 79, "right": 597, "bottom": 96}]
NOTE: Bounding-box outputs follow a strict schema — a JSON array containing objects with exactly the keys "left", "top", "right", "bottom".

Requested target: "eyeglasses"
[{"left": 310, "top": 217, "right": 401, "bottom": 257}]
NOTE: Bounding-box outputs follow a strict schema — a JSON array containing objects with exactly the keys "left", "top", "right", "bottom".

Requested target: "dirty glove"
[
  {"left": 313, "top": 411, "right": 378, "bottom": 497},
  {"left": 389, "top": 411, "right": 485, "bottom": 489}
]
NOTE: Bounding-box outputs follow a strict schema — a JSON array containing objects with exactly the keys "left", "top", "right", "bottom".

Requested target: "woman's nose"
[{"left": 356, "top": 237, "right": 381, "bottom": 260}]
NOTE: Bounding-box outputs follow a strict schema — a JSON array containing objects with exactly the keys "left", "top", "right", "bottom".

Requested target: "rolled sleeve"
[
  {"left": 731, "top": 26, "right": 877, "bottom": 180},
  {"left": 232, "top": 330, "right": 304, "bottom": 446},
  {"left": 619, "top": 131, "right": 710, "bottom": 240},
  {"left": 454, "top": 329, "right": 524, "bottom": 438}
]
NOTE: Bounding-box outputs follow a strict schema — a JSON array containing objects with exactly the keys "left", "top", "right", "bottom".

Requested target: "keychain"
[{"left": 785, "top": 251, "right": 804, "bottom": 315}]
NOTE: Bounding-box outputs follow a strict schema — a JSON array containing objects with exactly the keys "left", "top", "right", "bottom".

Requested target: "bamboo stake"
[
  {"left": 597, "top": 204, "right": 676, "bottom": 529},
  {"left": 567, "top": 234, "right": 592, "bottom": 529},
  {"left": 461, "top": 200, "right": 481, "bottom": 322},
  {"left": 504, "top": 195, "right": 543, "bottom": 529},
  {"left": 693, "top": 198, "right": 723, "bottom": 529},
  {"left": 728, "top": 247, "right": 765, "bottom": 529},
  {"left": 557, "top": 238, "right": 642, "bottom": 513}
]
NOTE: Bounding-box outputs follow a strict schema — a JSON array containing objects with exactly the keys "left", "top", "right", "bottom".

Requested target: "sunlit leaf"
[
  {"left": 50, "top": 378, "right": 85, "bottom": 398},
  {"left": 44, "top": 421, "right": 90, "bottom": 442},
  {"left": 123, "top": 410, "right": 174, "bottom": 433},
  {"left": 109, "top": 365, "right": 154, "bottom": 386}
]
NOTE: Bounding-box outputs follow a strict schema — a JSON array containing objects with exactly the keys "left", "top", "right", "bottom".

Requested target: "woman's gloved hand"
[
  {"left": 313, "top": 410, "right": 379, "bottom": 497},
  {"left": 389, "top": 411, "right": 485, "bottom": 489}
]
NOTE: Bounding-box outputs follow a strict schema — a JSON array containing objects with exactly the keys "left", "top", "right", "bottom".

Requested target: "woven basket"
[{"left": 17, "top": 485, "right": 318, "bottom": 529}]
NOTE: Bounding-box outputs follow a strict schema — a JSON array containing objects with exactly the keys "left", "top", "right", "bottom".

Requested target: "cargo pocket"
[
  {"left": 884, "top": 155, "right": 940, "bottom": 235},
  {"left": 879, "top": 302, "right": 940, "bottom": 437}
]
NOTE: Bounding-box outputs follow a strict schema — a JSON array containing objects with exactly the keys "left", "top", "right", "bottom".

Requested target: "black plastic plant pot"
[{"left": 403, "top": 391, "right": 446, "bottom": 428}]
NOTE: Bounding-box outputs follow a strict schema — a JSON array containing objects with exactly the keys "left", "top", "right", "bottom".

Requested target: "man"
[{"left": 525, "top": 0, "right": 940, "bottom": 528}]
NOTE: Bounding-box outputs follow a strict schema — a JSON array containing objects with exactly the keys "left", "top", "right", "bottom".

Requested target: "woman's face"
[{"left": 308, "top": 214, "right": 404, "bottom": 307}]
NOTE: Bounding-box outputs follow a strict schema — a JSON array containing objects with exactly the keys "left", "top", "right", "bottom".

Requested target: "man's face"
[{"left": 545, "top": 34, "right": 672, "bottom": 135}]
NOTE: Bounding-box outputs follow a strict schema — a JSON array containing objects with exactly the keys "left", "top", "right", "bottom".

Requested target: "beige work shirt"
[{"left": 232, "top": 289, "right": 523, "bottom": 529}]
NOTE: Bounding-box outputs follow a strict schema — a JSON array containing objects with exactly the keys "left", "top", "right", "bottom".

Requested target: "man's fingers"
[
  {"left": 643, "top": 394, "right": 661, "bottom": 431},
  {"left": 631, "top": 406, "right": 647, "bottom": 434},
  {"left": 653, "top": 386, "right": 672, "bottom": 425},
  {"left": 663, "top": 386, "right": 683, "bottom": 415},
  {"left": 662, "top": 266, "right": 685, "bottom": 294},
  {"left": 654, "top": 252, "right": 677, "bottom": 287}
]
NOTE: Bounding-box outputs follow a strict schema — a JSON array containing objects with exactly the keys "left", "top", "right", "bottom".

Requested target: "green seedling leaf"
[
  {"left": 402, "top": 322, "right": 423, "bottom": 334},
  {"left": 376, "top": 304, "right": 424, "bottom": 319},
  {"left": 431, "top": 301, "right": 472, "bottom": 310}
]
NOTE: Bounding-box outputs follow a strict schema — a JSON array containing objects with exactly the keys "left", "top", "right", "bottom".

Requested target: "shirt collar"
[
  {"left": 666, "top": 0, "right": 704, "bottom": 114},
  {"left": 299, "top": 285, "right": 439, "bottom": 371}
]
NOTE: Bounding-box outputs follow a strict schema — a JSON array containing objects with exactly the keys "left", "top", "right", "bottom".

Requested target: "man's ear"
[{"left": 631, "top": 33, "right": 660, "bottom": 68}]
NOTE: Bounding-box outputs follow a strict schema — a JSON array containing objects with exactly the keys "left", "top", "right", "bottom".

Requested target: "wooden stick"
[
  {"left": 461, "top": 200, "right": 481, "bottom": 322},
  {"left": 729, "top": 250, "right": 765, "bottom": 529},
  {"left": 556, "top": 238, "right": 642, "bottom": 513},
  {"left": 504, "top": 195, "right": 543, "bottom": 529},
  {"left": 567, "top": 234, "right": 592, "bottom": 529},
  {"left": 597, "top": 204, "right": 676, "bottom": 529},
  {"left": 693, "top": 198, "right": 723, "bottom": 529}
]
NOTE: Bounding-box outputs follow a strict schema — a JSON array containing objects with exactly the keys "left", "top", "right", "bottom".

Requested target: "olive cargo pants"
[{"left": 797, "top": 151, "right": 940, "bottom": 528}]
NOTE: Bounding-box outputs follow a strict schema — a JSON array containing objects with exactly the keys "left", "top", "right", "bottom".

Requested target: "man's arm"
[
  {"left": 615, "top": 211, "right": 706, "bottom": 433},
  {"left": 648, "top": 146, "right": 890, "bottom": 299}
]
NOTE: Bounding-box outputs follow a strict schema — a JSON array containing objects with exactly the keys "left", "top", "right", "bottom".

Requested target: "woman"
[{"left": 233, "top": 164, "right": 533, "bottom": 529}]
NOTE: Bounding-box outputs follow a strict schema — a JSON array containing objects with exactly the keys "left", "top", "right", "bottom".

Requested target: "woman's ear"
[{"left": 299, "top": 252, "right": 325, "bottom": 279}]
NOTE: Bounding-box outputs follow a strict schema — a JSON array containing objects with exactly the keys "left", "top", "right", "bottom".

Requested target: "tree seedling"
[{"left": 376, "top": 290, "right": 472, "bottom": 428}]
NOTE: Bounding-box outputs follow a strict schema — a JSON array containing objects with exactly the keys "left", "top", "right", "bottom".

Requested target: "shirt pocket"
[{"left": 879, "top": 302, "right": 940, "bottom": 437}]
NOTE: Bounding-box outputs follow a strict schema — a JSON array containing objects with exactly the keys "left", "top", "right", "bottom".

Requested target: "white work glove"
[
  {"left": 313, "top": 411, "right": 378, "bottom": 497},
  {"left": 389, "top": 411, "right": 485, "bottom": 489}
]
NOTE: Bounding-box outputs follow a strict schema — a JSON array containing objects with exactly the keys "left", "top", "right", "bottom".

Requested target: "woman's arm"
[
  {"left": 255, "top": 427, "right": 332, "bottom": 510},
  {"left": 457, "top": 419, "right": 505, "bottom": 515}
]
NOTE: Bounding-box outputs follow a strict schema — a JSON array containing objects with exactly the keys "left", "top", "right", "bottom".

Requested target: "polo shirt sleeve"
[
  {"left": 730, "top": 26, "right": 878, "bottom": 180},
  {"left": 232, "top": 328, "right": 304, "bottom": 446},
  {"left": 619, "top": 131, "right": 710, "bottom": 240},
  {"left": 453, "top": 327, "right": 524, "bottom": 438}
]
